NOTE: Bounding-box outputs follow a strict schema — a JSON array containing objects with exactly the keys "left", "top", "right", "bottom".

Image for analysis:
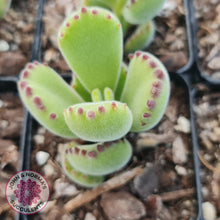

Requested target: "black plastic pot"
[{"left": 1, "top": 0, "right": 219, "bottom": 219}]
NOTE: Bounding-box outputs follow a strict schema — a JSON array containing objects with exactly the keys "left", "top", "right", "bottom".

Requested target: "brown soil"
[
  {"left": 147, "top": 0, "right": 188, "bottom": 72},
  {"left": 0, "top": 0, "right": 37, "bottom": 76},
  {"left": 194, "top": 0, "right": 220, "bottom": 79},
  {"left": 194, "top": 87, "right": 220, "bottom": 216},
  {"left": 0, "top": 93, "right": 23, "bottom": 219}
]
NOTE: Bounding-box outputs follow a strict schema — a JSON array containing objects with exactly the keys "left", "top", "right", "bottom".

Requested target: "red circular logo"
[{"left": 5, "top": 170, "right": 50, "bottom": 215}]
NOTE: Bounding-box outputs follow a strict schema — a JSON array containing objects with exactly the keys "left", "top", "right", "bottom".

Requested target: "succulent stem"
[{"left": 71, "top": 74, "right": 91, "bottom": 102}]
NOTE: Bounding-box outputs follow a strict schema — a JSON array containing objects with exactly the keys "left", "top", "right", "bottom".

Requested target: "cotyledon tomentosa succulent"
[
  {"left": 18, "top": 7, "right": 170, "bottom": 187},
  {"left": 83, "top": 0, "right": 166, "bottom": 53}
]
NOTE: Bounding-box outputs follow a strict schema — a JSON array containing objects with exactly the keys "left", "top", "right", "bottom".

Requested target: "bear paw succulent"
[{"left": 18, "top": 7, "right": 170, "bottom": 187}]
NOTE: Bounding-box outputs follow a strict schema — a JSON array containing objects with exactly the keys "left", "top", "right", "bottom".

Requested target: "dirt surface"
[
  {"left": 0, "top": 93, "right": 23, "bottom": 219},
  {"left": 194, "top": 0, "right": 220, "bottom": 79},
  {"left": 0, "top": 0, "right": 37, "bottom": 76},
  {"left": 147, "top": 0, "right": 188, "bottom": 72},
  {"left": 193, "top": 86, "right": 220, "bottom": 218}
]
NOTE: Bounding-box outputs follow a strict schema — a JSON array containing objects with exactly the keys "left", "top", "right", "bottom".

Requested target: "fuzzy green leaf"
[
  {"left": 125, "top": 20, "right": 155, "bottom": 54},
  {"left": 121, "top": 52, "right": 170, "bottom": 132},
  {"left": 18, "top": 62, "right": 84, "bottom": 138},
  {"left": 62, "top": 145, "right": 104, "bottom": 187},
  {"left": 59, "top": 7, "right": 123, "bottom": 92},
  {"left": 64, "top": 101, "right": 133, "bottom": 142},
  {"left": 123, "top": 0, "right": 166, "bottom": 24},
  {"left": 65, "top": 139, "right": 132, "bottom": 176}
]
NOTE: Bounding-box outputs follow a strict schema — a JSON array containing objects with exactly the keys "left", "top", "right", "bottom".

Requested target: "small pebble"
[
  {"left": 10, "top": 43, "right": 18, "bottom": 51},
  {"left": 214, "top": 127, "right": 220, "bottom": 136},
  {"left": 208, "top": 56, "right": 220, "bottom": 70},
  {"left": 174, "top": 116, "right": 191, "bottom": 133},
  {"left": 200, "top": 132, "right": 213, "bottom": 149},
  {"left": 43, "top": 163, "right": 56, "bottom": 177},
  {"left": 202, "top": 202, "right": 217, "bottom": 220},
  {"left": 183, "top": 200, "right": 192, "bottom": 208},
  {"left": 35, "top": 151, "right": 50, "bottom": 166},
  {"left": 181, "top": 209, "right": 189, "bottom": 216},
  {"left": 38, "top": 127, "right": 46, "bottom": 134},
  {"left": 54, "top": 178, "right": 79, "bottom": 198},
  {"left": 0, "top": 40, "right": 10, "bottom": 52},
  {"left": 204, "top": 153, "right": 213, "bottom": 161},
  {"left": 212, "top": 72, "right": 220, "bottom": 79},
  {"left": 208, "top": 132, "right": 219, "bottom": 142},
  {"left": 44, "top": 48, "right": 58, "bottom": 62},
  {"left": 172, "top": 136, "right": 188, "bottom": 164},
  {"left": 160, "top": 0, "right": 177, "bottom": 17},
  {"left": 202, "top": 187, "right": 209, "bottom": 199},
  {"left": 175, "top": 165, "right": 187, "bottom": 176},
  {"left": 84, "top": 212, "right": 96, "bottom": 220},
  {"left": 100, "top": 191, "right": 146, "bottom": 220},
  {"left": 0, "top": 120, "right": 8, "bottom": 128},
  {"left": 34, "top": 134, "right": 45, "bottom": 145},
  {"left": 133, "top": 166, "right": 159, "bottom": 199}
]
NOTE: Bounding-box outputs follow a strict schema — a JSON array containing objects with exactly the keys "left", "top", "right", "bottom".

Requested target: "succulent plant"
[
  {"left": 18, "top": 7, "right": 170, "bottom": 187},
  {"left": 83, "top": 0, "right": 166, "bottom": 53},
  {"left": 0, "top": 0, "right": 11, "bottom": 19}
]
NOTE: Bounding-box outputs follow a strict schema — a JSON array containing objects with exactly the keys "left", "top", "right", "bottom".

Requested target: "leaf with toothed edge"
[
  {"left": 63, "top": 101, "right": 133, "bottom": 142},
  {"left": 18, "top": 62, "right": 84, "bottom": 138},
  {"left": 65, "top": 139, "right": 132, "bottom": 176},
  {"left": 125, "top": 20, "right": 155, "bottom": 54},
  {"left": 59, "top": 7, "right": 123, "bottom": 92},
  {"left": 62, "top": 144, "right": 104, "bottom": 187},
  {"left": 123, "top": 0, "right": 166, "bottom": 24},
  {"left": 121, "top": 51, "right": 170, "bottom": 132},
  {"left": 83, "top": 0, "right": 129, "bottom": 34}
]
